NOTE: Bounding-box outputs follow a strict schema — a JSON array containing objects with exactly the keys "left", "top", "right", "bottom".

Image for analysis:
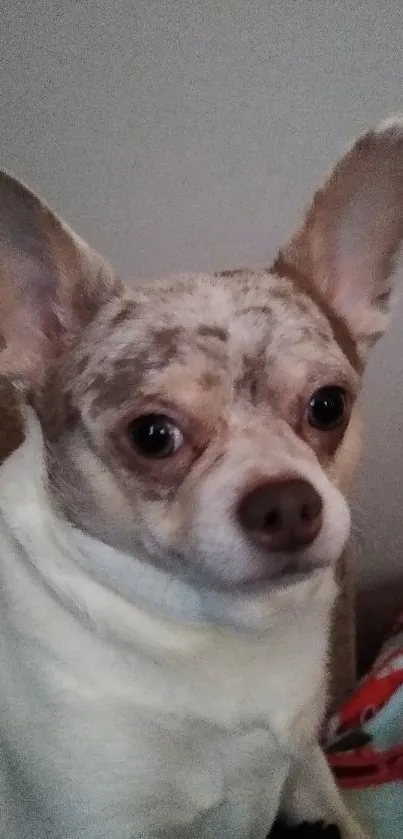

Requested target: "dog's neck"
[{"left": 0, "top": 409, "right": 336, "bottom": 639}]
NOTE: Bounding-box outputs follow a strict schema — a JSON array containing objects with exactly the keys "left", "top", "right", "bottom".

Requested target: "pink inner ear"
[
  {"left": 334, "top": 180, "right": 396, "bottom": 299},
  {"left": 0, "top": 313, "right": 53, "bottom": 388},
  {"left": 0, "top": 251, "right": 64, "bottom": 388}
]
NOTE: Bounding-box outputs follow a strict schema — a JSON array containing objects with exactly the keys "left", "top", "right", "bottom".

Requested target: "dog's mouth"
[
  {"left": 171, "top": 547, "right": 330, "bottom": 596},
  {"left": 228, "top": 557, "right": 328, "bottom": 594}
]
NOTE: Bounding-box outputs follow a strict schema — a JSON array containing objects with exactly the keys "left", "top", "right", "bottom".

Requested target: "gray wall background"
[{"left": 2, "top": 0, "right": 403, "bottom": 588}]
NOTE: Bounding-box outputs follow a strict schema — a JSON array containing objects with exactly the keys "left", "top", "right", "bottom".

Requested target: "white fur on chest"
[{"left": 0, "top": 417, "right": 336, "bottom": 839}]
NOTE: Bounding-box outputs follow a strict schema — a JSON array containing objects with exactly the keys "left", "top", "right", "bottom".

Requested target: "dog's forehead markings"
[
  {"left": 239, "top": 305, "right": 274, "bottom": 318},
  {"left": 235, "top": 349, "right": 268, "bottom": 405},
  {"left": 110, "top": 300, "right": 140, "bottom": 328},
  {"left": 74, "top": 267, "right": 354, "bottom": 426},
  {"left": 80, "top": 269, "right": 347, "bottom": 386},
  {"left": 197, "top": 324, "right": 229, "bottom": 342},
  {"left": 214, "top": 267, "right": 247, "bottom": 278},
  {"left": 130, "top": 270, "right": 325, "bottom": 329},
  {"left": 152, "top": 326, "right": 184, "bottom": 355}
]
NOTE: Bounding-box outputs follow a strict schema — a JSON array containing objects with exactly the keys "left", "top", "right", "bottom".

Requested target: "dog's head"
[{"left": 1, "top": 120, "right": 402, "bottom": 599}]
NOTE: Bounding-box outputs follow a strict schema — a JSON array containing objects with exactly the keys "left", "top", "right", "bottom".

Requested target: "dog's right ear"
[
  {"left": 0, "top": 171, "right": 120, "bottom": 390},
  {"left": 273, "top": 118, "right": 403, "bottom": 363}
]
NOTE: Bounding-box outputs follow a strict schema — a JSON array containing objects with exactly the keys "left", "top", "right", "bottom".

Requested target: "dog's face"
[
  {"left": 55, "top": 270, "right": 358, "bottom": 591},
  {"left": 1, "top": 119, "right": 403, "bottom": 594}
]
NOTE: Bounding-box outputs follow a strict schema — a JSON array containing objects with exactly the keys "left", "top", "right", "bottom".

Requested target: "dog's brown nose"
[{"left": 237, "top": 478, "right": 323, "bottom": 552}]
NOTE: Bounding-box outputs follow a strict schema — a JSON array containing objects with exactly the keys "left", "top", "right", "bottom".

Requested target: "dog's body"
[
  {"left": 0, "top": 409, "right": 338, "bottom": 839},
  {"left": 0, "top": 412, "right": 333, "bottom": 839},
  {"left": 1, "top": 119, "right": 403, "bottom": 838}
]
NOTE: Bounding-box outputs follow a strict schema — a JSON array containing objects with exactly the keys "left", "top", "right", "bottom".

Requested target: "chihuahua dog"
[{"left": 1, "top": 118, "right": 402, "bottom": 839}]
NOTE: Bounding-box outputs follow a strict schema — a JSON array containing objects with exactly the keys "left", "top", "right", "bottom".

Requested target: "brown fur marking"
[
  {"left": 0, "top": 384, "right": 24, "bottom": 463},
  {"left": 197, "top": 325, "right": 228, "bottom": 342},
  {"left": 215, "top": 268, "right": 246, "bottom": 278}
]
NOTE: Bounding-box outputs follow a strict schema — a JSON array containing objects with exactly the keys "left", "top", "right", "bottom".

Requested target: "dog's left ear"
[{"left": 273, "top": 118, "right": 403, "bottom": 361}]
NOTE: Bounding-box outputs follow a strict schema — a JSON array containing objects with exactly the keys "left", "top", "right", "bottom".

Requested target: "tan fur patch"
[{"left": 271, "top": 254, "right": 362, "bottom": 373}]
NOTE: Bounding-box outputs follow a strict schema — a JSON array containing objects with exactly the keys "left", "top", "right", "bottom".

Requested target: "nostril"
[
  {"left": 264, "top": 509, "right": 282, "bottom": 532},
  {"left": 300, "top": 486, "right": 323, "bottom": 524}
]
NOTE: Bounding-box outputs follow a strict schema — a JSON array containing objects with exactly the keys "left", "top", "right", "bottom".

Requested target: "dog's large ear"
[
  {"left": 273, "top": 118, "right": 403, "bottom": 361},
  {"left": 0, "top": 171, "right": 120, "bottom": 390}
]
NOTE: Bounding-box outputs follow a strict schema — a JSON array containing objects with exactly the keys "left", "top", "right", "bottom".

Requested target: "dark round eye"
[
  {"left": 127, "top": 414, "right": 184, "bottom": 458},
  {"left": 307, "top": 386, "right": 346, "bottom": 431}
]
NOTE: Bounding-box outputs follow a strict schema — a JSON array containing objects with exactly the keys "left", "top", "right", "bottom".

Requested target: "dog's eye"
[
  {"left": 307, "top": 386, "right": 346, "bottom": 431},
  {"left": 128, "top": 414, "right": 184, "bottom": 458}
]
